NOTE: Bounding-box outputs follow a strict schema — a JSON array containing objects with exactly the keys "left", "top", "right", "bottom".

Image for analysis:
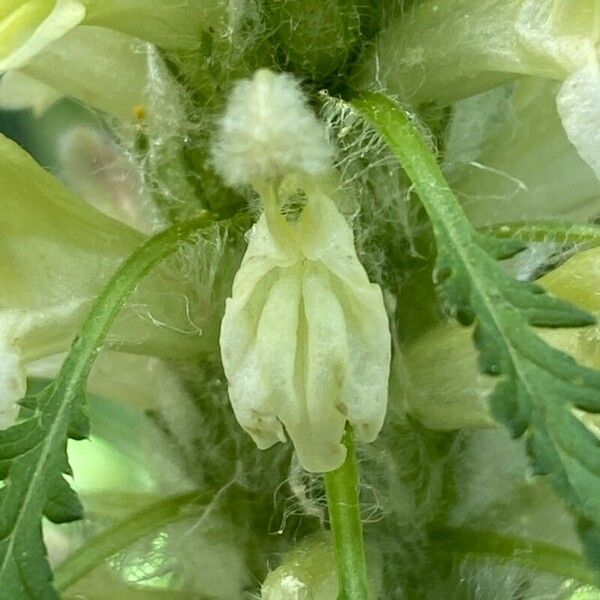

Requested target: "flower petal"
[
  {"left": 295, "top": 263, "right": 348, "bottom": 472},
  {"left": 0, "top": 69, "right": 62, "bottom": 114},
  {"left": 0, "top": 0, "right": 85, "bottom": 71}
]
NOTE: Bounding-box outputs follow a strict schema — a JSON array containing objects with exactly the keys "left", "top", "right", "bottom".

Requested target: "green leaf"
[
  {"left": 353, "top": 93, "right": 600, "bottom": 573},
  {"left": 0, "top": 215, "right": 215, "bottom": 600}
]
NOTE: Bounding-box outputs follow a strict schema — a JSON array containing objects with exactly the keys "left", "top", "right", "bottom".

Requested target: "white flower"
[
  {"left": 220, "top": 183, "right": 390, "bottom": 472},
  {"left": 216, "top": 69, "right": 390, "bottom": 472},
  {"left": 211, "top": 69, "right": 335, "bottom": 187}
]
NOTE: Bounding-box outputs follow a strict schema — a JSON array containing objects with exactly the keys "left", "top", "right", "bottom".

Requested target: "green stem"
[
  {"left": 430, "top": 527, "right": 596, "bottom": 586},
  {"left": 480, "top": 221, "right": 600, "bottom": 247},
  {"left": 63, "top": 213, "right": 215, "bottom": 388},
  {"left": 55, "top": 490, "right": 213, "bottom": 592},
  {"left": 324, "top": 425, "right": 370, "bottom": 600},
  {"left": 0, "top": 215, "right": 217, "bottom": 598}
]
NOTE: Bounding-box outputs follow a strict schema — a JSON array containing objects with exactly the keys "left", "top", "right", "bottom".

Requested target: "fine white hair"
[{"left": 211, "top": 69, "right": 334, "bottom": 187}]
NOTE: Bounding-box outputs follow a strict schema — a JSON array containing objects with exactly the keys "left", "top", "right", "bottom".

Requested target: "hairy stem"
[{"left": 324, "top": 425, "right": 371, "bottom": 600}]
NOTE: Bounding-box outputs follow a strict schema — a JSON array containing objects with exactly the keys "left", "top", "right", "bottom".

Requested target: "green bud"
[{"left": 261, "top": 534, "right": 339, "bottom": 599}]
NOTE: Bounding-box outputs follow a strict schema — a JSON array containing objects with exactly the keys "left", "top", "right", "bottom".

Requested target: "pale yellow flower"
[
  {"left": 0, "top": 0, "right": 224, "bottom": 118},
  {"left": 216, "top": 70, "right": 391, "bottom": 472},
  {"left": 220, "top": 183, "right": 391, "bottom": 472}
]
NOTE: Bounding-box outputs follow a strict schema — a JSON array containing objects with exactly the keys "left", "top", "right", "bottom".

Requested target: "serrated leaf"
[
  {"left": 354, "top": 93, "right": 600, "bottom": 573},
  {"left": 0, "top": 215, "right": 214, "bottom": 599}
]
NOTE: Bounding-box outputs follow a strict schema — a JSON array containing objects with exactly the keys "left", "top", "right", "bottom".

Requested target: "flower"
[
  {"left": 357, "top": 0, "right": 600, "bottom": 192},
  {"left": 220, "top": 185, "right": 391, "bottom": 472},
  {"left": 0, "top": 132, "right": 217, "bottom": 428},
  {"left": 0, "top": 0, "right": 225, "bottom": 119},
  {"left": 216, "top": 70, "right": 391, "bottom": 472}
]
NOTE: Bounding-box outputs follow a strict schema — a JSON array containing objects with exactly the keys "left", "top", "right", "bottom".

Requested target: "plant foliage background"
[{"left": 1, "top": 0, "right": 600, "bottom": 599}]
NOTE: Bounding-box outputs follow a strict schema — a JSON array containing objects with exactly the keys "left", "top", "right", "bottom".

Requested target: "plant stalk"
[
  {"left": 324, "top": 425, "right": 371, "bottom": 600},
  {"left": 55, "top": 490, "right": 213, "bottom": 592}
]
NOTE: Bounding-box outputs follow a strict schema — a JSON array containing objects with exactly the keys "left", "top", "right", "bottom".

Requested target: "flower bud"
[{"left": 261, "top": 534, "right": 338, "bottom": 599}]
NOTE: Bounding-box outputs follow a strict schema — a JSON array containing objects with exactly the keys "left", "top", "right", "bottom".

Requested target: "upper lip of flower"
[{"left": 0, "top": 0, "right": 85, "bottom": 72}]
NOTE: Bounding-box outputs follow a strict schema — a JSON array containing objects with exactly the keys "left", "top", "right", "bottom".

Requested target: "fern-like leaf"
[
  {"left": 354, "top": 93, "right": 600, "bottom": 571},
  {"left": 0, "top": 215, "right": 213, "bottom": 599}
]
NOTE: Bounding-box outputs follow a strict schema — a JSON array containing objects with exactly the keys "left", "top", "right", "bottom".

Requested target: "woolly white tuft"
[{"left": 211, "top": 69, "right": 334, "bottom": 187}]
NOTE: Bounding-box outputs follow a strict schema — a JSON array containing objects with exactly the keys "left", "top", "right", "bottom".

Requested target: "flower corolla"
[
  {"left": 0, "top": 133, "right": 217, "bottom": 429},
  {"left": 216, "top": 70, "right": 391, "bottom": 472},
  {"left": 0, "top": 0, "right": 223, "bottom": 118}
]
